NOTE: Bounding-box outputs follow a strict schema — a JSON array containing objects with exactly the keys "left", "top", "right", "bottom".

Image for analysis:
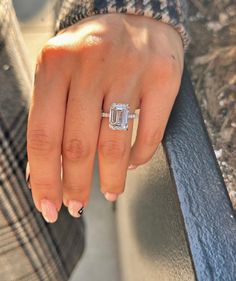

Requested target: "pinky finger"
[{"left": 129, "top": 89, "right": 177, "bottom": 168}]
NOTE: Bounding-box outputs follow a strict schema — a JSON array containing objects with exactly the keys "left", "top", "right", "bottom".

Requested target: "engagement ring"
[{"left": 101, "top": 103, "right": 138, "bottom": 130}]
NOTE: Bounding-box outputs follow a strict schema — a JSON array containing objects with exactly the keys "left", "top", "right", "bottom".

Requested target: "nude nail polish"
[
  {"left": 68, "top": 200, "right": 84, "bottom": 218},
  {"left": 128, "top": 164, "right": 137, "bottom": 170},
  {"left": 104, "top": 192, "right": 118, "bottom": 202},
  {"left": 40, "top": 199, "right": 58, "bottom": 223}
]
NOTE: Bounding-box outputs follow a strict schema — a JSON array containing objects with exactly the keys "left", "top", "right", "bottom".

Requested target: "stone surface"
[{"left": 109, "top": 103, "right": 129, "bottom": 130}]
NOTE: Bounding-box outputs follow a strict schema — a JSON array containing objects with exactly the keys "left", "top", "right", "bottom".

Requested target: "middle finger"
[{"left": 62, "top": 72, "right": 103, "bottom": 217}]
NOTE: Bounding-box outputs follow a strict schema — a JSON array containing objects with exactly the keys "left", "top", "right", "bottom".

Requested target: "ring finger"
[{"left": 98, "top": 86, "right": 139, "bottom": 201}]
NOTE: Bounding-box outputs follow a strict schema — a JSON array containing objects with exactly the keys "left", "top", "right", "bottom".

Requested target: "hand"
[{"left": 26, "top": 13, "right": 184, "bottom": 223}]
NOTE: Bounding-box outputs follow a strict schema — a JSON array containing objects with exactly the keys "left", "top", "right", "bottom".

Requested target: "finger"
[
  {"left": 98, "top": 91, "right": 139, "bottom": 201},
  {"left": 62, "top": 73, "right": 102, "bottom": 217},
  {"left": 27, "top": 46, "right": 69, "bottom": 223},
  {"left": 129, "top": 65, "right": 181, "bottom": 168}
]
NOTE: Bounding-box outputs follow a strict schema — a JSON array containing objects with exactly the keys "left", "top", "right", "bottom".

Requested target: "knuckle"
[
  {"left": 32, "top": 180, "right": 56, "bottom": 191},
  {"left": 78, "top": 33, "right": 112, "bottom": 56},
  {"left": 99, "top": 140, "right": 127, "bottom": 160},
  {"left": 38, "top": 45, "right": 54, "bottom": 63},
  {"left": 124, "top": 46, "right": 139, "bottom": 64},
  {"left": 27, "top": 130, "right": 55, "bottom": 155},
  {"left": 163, "top": 61, "right": 174, "bottom": 75},
  {"left": 38, "top": 43, "right": 68, "bottom": 66},
  {"left": 142, "top": 129, "right": 164, "bottom": 147},
  {"left": 162, "top": 58, "right": 177, "bottom": 76},
  {"left": 84, "top": 33, "right": 107, "bottom": 47},
  {"left": 152, "top": 56, "right": 177, "bottom": 78},
  {"left": 64, "top": 184, "right": 87, "bottom": 194},
  {"left": 63, "top": 139, "right": 91, "bottom": 161}
]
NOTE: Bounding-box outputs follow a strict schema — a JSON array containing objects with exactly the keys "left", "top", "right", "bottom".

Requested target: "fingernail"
[
  {"left": 25, "top": 162, "right": 31, "bottom": 189},
  {"left": 68, "top": 200, "right": 84, "bottom": 218},
  {"left": 104, "top": 192, "right": 118, "bottom": 202},
  {"left": 40, "top": 199, "right": 58, "bottom": 223},
  {"left": 128, "top": 164, "right": 137, "bottom": 170}
]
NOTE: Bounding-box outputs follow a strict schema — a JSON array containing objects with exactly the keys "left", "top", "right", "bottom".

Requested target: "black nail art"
[{"left": 78, "top": 207, "right": 84, "bottom": 215}]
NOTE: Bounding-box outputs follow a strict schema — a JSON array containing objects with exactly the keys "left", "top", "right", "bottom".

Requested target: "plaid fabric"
[
  {"left": 0, "top": 1, "right": 85, "bottom": 280},
  {"left": 56, "top": 0, "right": 190, "bottom": 49}
]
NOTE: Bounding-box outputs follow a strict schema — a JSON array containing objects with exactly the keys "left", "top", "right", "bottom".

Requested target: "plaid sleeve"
[
  {"left": 55, "top": 0, "right": 190, "bottom": 50},
  {"left": 0, "top": 1, "right": 85, "bottom": 280}
]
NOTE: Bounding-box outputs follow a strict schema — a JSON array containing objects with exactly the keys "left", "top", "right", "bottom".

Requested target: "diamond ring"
[{"left": 101, "top": 103, "right": 138, "bottom": 130}]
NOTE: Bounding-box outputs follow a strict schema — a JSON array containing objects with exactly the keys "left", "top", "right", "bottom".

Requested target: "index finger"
[{"left": 27, "top": 46, "right": 69, "bottom": 222}]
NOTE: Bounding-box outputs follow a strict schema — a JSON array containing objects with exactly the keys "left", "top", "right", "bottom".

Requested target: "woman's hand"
[{"left": 26, "top": 13, "right": 184, "bottom": 223}]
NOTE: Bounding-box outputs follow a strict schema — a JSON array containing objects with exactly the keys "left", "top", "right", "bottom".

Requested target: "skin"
[{"left": 26, "top": 13, "right": 184, "bottom": 222}]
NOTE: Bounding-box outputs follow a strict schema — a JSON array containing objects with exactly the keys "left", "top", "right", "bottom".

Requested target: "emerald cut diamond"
[{"left": 109, "top": 103, "right": 130, "bottom": 130}]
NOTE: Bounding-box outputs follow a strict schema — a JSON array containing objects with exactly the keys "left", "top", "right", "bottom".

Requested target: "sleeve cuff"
[{"left": 55, "top": 0, "right": 190, "bottom": 50}]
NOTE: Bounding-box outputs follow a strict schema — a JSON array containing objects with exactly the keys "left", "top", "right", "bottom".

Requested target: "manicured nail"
[
  {"left": 68, "top": 200, "right": 84, "bottom": 218},
  {"left": 40, "top": 199, "right": 58, "bottom": 223},
  {"left": 25, "top": 162, "right": 31, "bottom": 189},
  {"left": 128, "top": 164, "right": 137, "bottom": 170},
  {"left": 104, "top": 192, "right": 118, "bottom": 202}
]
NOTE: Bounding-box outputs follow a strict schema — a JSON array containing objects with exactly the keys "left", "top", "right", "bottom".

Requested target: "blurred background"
[
  {"left": 186, "top": 0, "right": 236, "bottom": 207},
  {"left": 11, "top": 0, "right": 236, "bottom": 280}
]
